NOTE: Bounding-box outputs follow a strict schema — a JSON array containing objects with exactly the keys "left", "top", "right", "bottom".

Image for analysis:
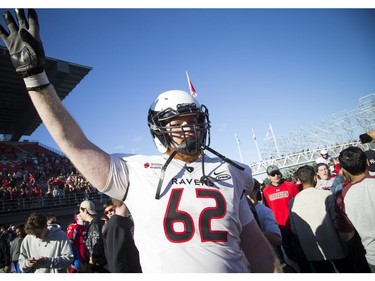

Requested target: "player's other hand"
[{"left": 0, "top": 9, "right": 45, "bottom": 78}]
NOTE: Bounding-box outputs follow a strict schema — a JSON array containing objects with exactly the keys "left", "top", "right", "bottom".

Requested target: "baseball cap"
[
  {"left": 320, "top": 149, "right": 328, "bottom": 155},
  {"left": 267, "top": 165, "right": 280, "bottom": 175},
  {"left": 80, "top": 200, "right": 97, "bottom": 215}
]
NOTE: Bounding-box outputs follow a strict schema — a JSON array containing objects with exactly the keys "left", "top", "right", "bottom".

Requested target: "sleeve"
[
  {"left": 0, "top": 240, "right": 10, "bottom": 266},
  {"left": 18, "top": 237, "right": 31, "bottom": 273},
  {"left": 262, "top": 187, "right": 270, "bottom": 208},
  {"left": 260, "top": 206, "right": 281, "bottom": 236},
  {"left": 232, "top": 162, "right": 254, "bottom": 227},
  {"left": 102, "top": 154, "right": 130, "bottom": 201},
  {"left": 40, "top": 236, "right": 74, "bottom": 270},
  {"left": 229, "top": 161, "right": 254, "bottom": 194},
  {"left": 246, "top": 198, "right": 260, "bottom": 226},
  {"left": 90, "top": 223, "right": 106, "bottom": 263},
  {"left": 239, "top": 195, "right": 254, "bottom": 227},
  {"left": 10, "top": 238, "right": 21, "bottom": 261},
  {"left": 326, "top": 194, "right": 338, "bottom": 228},
  {"left": 106, "top": 218, "right": 130, "bottom": 272},
  {"left": 331, "top": 174, "right": 343, "bottom": 195},
  {"left": 288, "top": 198, "right": 296, "bottom": 234},
  {"left": 239, "top": 163, "right": 254, "bottom": 193},
  {"left": 334, "top": 190, "right": 355, "bottom": 233},
  {"left": 66, "top": 224, "right": 76, "bottom": 241},
  {"left": 243, "top": 165, "right": 254, "bottom": 193}
]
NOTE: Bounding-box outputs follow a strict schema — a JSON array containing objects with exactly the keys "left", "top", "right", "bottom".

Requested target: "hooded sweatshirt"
[{"left": 19, "top": 227, "right": 73, "bottom": 273}]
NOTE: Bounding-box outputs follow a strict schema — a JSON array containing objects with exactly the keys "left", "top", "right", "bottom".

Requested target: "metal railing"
[{"left": 0, "top": 191, "right": 110, "bottom": 214}]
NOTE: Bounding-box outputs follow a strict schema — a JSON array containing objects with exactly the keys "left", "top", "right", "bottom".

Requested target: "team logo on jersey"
[
  {"left": 185, "top": 166, "right": 194, "bottom": 173},
  {"left": 213, "top": 170, "right": 231, "bottom": 181},
  {"left": 144, "top": 162, "right": 163, "bottom": 169}
]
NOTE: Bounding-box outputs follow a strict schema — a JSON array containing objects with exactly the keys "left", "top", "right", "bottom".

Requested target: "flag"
[
  {"left": 186, "top": 71, "right": 197, "bottom": 98},
  {"left": 235, "top": 133, "right": 241, "bottom": 145},
  {"left": 265, "top": 123, "right": 273, "bottom": 140},
  {"left": 252, "top": 128, "right": 257, "bottom": 141}
]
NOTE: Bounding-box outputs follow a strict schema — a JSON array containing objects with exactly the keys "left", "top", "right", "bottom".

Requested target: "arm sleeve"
[
  {"left": 106, "top": 219, "right": 130, "bottom": 272},
  {"left": 334, "top": 190, "right": 355, "bottom": 233},
  {"left": 262, "top": 188, "right": 270, "bottom": 208},
  {"left": 289, "top": 198, "right": 296, "bottom": 234},
  {"left": 40, "top": 237, "right": 74, "bottom": 270},
  {"left": 242, "top": 165, "right": 254, "bottom": 193},
  {"left": 0, "top": 240, "right": 11, "bottom": 266},
  {"left": 66, "top": 224, "right": 76, "bottom": 240},
  {"left": 102, "top": 154, "right": 130, "bottom": 201},
  {"left": 239, "top": 195, "right": 254, "bottom": 227},
  {"left": 18, "top": 238, "right": 31, "bottom": 273},
  {"left": 326, "top": 194, "right": 338, "bottom": 228},
  {"left": 260, "top": 206, "right": 281, "bottom": 236},
  {"left": 90, "top": 224, "right": 106, "bottom": 262}
]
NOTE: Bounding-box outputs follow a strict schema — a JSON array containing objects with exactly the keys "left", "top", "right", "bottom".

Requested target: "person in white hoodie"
[{"left": 19, "top": 213, "right": 74, "bottom": 273}]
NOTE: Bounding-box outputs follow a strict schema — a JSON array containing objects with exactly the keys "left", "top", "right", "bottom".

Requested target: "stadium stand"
[{"left": 0, "top": 45, "right": 109, "bottom": 216}]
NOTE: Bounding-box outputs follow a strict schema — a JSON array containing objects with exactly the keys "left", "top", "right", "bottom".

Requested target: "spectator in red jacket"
[{"left": 262, "top": 165, "right": 310, "bottom": 272}]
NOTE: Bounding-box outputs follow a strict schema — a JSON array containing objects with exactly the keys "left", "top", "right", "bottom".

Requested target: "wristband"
[{"left": 24, "top": 71, "right": 50, "bottom": 91}]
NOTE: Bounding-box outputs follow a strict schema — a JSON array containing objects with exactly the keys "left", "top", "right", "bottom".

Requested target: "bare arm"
[
  {"left": 240, "top": 219, "right": 281, "bottom": 273},
  {"left": 28, "top": 85, "right": 110, "bottom": 190}
]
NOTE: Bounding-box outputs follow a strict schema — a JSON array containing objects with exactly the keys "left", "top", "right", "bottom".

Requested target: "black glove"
[{"left": 0, "top": 9, "right": 49, "bottom": 90}]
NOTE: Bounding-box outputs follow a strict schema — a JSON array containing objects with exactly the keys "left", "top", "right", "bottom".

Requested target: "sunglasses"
[
  {"left": 104, "top": 208, "right": 115, "bottom": 215},
  {"left": 269, "top": 171, "right": 281, "bottom": 177}
]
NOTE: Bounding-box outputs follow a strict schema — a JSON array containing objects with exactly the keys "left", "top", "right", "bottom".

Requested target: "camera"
[{"left": 359, "top": 133, "right": 373, "bottom": 144}]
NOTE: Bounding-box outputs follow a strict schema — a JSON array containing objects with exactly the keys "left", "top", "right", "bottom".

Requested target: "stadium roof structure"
[{"left": 0, "top": 45, "right": 92, "bottom": 141}]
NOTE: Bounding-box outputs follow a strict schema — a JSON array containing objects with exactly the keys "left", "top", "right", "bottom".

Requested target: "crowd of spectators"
[
  {"left": 0, "top": 142, "right": 101, "bottom": 212},
  {"left": 1, "top": 138, "right": 374, "bottom": 273}
]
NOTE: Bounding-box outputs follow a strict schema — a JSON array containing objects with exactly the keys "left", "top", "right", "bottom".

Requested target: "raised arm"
[{"left": 0, "top": 9, "right": 110, "bottom": 190}]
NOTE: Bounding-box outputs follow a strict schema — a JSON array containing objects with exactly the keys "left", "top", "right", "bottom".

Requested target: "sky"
[{"left": 1, "top": 6, "right": 375, "bottom": 167}]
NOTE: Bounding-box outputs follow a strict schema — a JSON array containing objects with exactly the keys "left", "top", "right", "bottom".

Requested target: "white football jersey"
[{"left": 102, "top": 153, "right": 254, "bottom": 272}]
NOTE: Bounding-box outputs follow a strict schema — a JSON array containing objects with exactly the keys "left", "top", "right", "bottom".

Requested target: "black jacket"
[
  {"left": 86, "top": 217, "right": 107, "bottom": 267},
  {"left": 0, "top": 236, "right": 10, "bottom": 269},
  {"left": 102, "top": 215, "right": 142, "bottom": 273}
]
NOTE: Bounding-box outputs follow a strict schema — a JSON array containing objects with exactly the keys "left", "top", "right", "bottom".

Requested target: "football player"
[{"left": 0, "top": 9, "right": 279, "bottom": 273}]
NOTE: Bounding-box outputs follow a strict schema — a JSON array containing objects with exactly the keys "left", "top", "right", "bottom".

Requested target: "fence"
[{"left": 0, "top": 191, "right": 110, "bottom": 215}]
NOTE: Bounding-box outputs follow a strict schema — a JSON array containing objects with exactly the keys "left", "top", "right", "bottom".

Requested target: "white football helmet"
[{"left": 147, "top": 90, "right": 210, "bottom": 155}]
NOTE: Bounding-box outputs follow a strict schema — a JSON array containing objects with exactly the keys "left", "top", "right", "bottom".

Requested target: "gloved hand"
[{"left": 0, "top": 9, "right": 49, "bottom": 90}]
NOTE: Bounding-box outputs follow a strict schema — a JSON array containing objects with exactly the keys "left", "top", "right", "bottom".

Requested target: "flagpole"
[
  {"left": 186, "top": 71, "right": 190, "bottom": 88},
  {"left": 235, "top": 133, "right": 244, "bottom": 163},
  {"left": 269, "top": 123, "right": 281, "bottom": 158},
  {"left": 252, "top": 128, "right": 262, "bottom": 161}
]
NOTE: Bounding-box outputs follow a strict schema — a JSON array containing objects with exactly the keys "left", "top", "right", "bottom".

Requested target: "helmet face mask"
[
  {"left": 148, "top": 90, "right": 211, "bottom": 155},
  {"left": 149, "top": 90, "right": 244, "bottom": 200}
]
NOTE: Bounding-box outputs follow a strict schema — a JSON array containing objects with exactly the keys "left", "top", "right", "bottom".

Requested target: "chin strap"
[
  {"left": 155, "top": 151, "right": 178, "bottom": 200},
  {"left": 200, "top": 149, "right": 217, "bottom": 184},
  {"left": 203, "top": 146, "right": 245, "bottom": 171},
  {"left": 200, "top": 146, "right": 245, "bottom": 185}
]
